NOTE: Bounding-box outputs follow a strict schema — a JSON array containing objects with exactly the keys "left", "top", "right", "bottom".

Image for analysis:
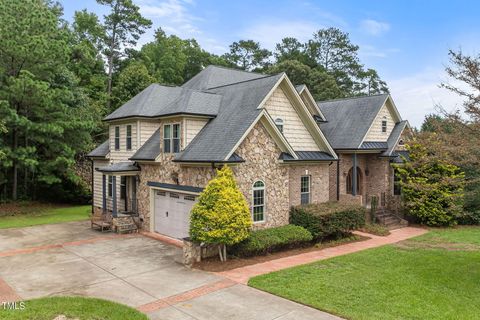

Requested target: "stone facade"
[{"left": 135, "top": 121, "right": 331, "bottom": 232}]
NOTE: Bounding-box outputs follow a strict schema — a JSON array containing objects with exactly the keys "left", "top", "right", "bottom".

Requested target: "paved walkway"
[
  {"left": 219, "top": 227, "right": 428, "bottom": 284},
  {"left": 0, "top": 221, "right": 342, "bottom": 320}
]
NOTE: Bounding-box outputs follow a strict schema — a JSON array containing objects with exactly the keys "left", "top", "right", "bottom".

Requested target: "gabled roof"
[
  {"left": 87, "top": 140, "right": 109, "bottom": 158},
  {"left": 174, "top": 74, "right": 284, "bottom": 162},
  {"left": 381, "top": 120, "right": 408, "bottom": 157},
  {"left": 104, "top": 85, "right": 222, "bottom": 121},
  {"left": 317, "top": 94, "right": 389, "bottom": 149},
  {"left": 182, "top": 65, "right": 267, "bottom": 90},
  {"left": 130, "top": 129, "right": 160, "bottom": 161}
]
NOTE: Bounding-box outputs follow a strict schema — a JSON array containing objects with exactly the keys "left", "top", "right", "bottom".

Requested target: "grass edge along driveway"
[
  {"left": 0, "top": 205, "right": 90, "bottom": 229},
  {"left": 249, "top": 227, "right": 480, "bottom": 320}
]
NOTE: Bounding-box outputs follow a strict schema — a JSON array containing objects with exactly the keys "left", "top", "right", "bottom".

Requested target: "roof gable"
[
  {"left": 318, "top": 94, "right": 389, "bottom": 149},
  {"left": 182, "top": 65, "right": 266, "bottom": 90}
]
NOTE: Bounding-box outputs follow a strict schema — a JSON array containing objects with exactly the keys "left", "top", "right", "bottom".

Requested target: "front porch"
[{"left": 95, "top": 162, "right": 140, "bottom": 232}]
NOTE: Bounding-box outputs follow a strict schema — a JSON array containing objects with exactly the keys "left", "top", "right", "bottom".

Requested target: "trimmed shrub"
[
  {"left": 290, "top": 202, "right": 366, "bottom": 239},
  {"left": 229, "top": 225, "right": 313, "bottom": 257}
]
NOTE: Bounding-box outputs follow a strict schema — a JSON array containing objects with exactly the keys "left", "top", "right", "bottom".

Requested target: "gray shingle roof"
[
  {"left": 279, "top": 151, "right": 336, "bottom": 161},
  {"left": 174, "top": 73, "right": 284, "bottom": 162},
  {"left": 130, "top": 129, "right": 160, "bottom": 161},
  {"left": 104, "top": 85, "right": 222, "bottom": 121},
  {"left": 391, "top": 150, "right": 410, "bottom": 163},
  {"left": 382, "top": 121, "right": 408, "bottom": 157},
  {"left": 182, "top": 65, "right": 266, "bottom": 90},
  {"left": 96, "top": 161, "right": 139, "bottom": 172},
  {"left": 360, "top": 141, "right": 388, "bottom": 150},
  {"left": 87, "top": 140, "right": 109, "bottom": 158},
  {"left": 318, "top": 94, "right": 389, "bottom": 149}
]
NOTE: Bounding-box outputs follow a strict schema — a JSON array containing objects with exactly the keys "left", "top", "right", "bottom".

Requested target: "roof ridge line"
[
  {"left": 205, "top": 73, "right": 281, "bottom": 90},
  {"left": 206, "top": 64, "right": 267, "bottom": 77},
  {"left": 316, "top": 93, "right": 389, "bottom": 104}
]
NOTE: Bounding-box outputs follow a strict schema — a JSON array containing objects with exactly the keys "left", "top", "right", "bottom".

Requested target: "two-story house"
[{"left": 87, "top": 65, "right": 409, "bottom": 238}]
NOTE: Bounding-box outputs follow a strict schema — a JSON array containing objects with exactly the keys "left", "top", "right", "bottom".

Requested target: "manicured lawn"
[
  {"left": 0, "top": 203, "right": 90, "bottom": 229},
  {"left": 249, "top": 227, "right": 480, "bottom": 320},
  {"left": 0, "top": 296, "right": 147, "bottom": 320}
]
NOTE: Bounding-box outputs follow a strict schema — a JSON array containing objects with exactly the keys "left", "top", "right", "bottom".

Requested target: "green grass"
[
  {"left": 0, "top": 296, "right": 147, "bottom": 320},
  {"left": 0, "top": 205, "right": 90, "bottom": 229},
  {"left": 249, "top": 227, "right": 480, "bottom": 320}
]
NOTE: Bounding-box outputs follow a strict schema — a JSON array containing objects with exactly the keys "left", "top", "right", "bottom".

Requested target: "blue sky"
[{"left": 61, "top": 0, "right": 480, "bottom": 127}]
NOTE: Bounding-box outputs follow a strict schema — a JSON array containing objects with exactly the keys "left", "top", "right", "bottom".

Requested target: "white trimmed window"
[
  {"left": 126, "top": 125, "right": 132, "bottom": 150},
  {"left": 300, "top": 175, "right": 311, "bottom": 204},
  {"left": 114, "top": 126, "right": 120, "bottom": 150},
  {"left": 252, "top": 181, "right": 265, "bottom": 222},
  {"left": 275, "top": 118, "right": 284, "bottom": 133},
  {"left": 108, "top": 176, "right": 113, "bottom": 197},
  {"left": 382, "top": 117, "right": 387, "bottom": 133},
  {"left": 120, "top": 176, "right": 126, "bottom": 200},
  {"left": 163, "top": 123, "right": 181, "bottom": 153}
]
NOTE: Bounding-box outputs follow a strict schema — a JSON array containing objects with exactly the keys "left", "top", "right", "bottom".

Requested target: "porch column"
[
  {"left": 102, "top": 174, "right": 106, "bottom": 213},
  {"left": 352, "top": 153, "right": 357, "bottom": 196},
  {"left": 112, "top": 175, "right": 117, "bottom": 217}
]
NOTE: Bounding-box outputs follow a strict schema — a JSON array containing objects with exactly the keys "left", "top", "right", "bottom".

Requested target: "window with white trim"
[
  {"left": 163, "top": 124, "right": 181, "bottom": 153},
  {"left": 300, "top": 175, "right": 311, "bottom": 204},
  {"left": 252, "top": 181, "right": 265, "bottom": 222},
  {"left": 114, "top": 126, "right": 120, "bottom": 150},
  {"left": 275, "top": 118, "right": 284, "bottom": 133},
  {"left": 126, "top": 125, "right": 132, "bottom": 150},
  {"left": 108, "top": 176, "right": 113, "bottom": 197},
  {"left": 382, "top": 117, "right": 387, "bottom": 133},
  {"left": 120, "top": 176, "right": 126, "bottom": 200}
]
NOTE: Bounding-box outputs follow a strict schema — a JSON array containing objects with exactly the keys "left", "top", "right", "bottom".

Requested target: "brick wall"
[{"left": 289, "top": 164, "right": 330, "bottom": 207}]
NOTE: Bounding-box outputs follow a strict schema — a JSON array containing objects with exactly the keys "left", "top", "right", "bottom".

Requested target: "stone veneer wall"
[
  {"left": 137, "top": 121, "right": 331, "bottom": 231},
  {"left": 289, "top": 164, "right": 330, "bottom": 207}
]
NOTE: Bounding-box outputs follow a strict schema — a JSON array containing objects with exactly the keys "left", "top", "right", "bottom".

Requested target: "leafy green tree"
[
  {"left": 0, "top": 0, "right": 94, "bottom": 201},
  {"left": 268, "top": 60, "right": 342, "bottom": 101},
  {"left": 355, "top": 68, "right": 389, "bottom": 96},
  {"left": 395, "top": 139, "right": 465, "bottom": 226},
  {"left": 223, "top": 40, "right": 272, "bottom": 71},
  {"left": 190, "top": 166, "right": 252, "bottom": 262},
  {"left": 112, "top": 62, "right": 155, "bottom": 108},
  {"left": 96, "top": 0, "right": 152, "bottom": 110},
  {"left": 274, "top": 37, "right": 311, "bottom": 65}
]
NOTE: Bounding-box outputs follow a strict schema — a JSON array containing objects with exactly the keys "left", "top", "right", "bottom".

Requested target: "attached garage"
[{"left": 148, "top": 182, "right": 202, "bottom": 239}]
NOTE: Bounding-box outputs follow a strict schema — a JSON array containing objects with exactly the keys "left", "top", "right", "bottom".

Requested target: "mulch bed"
[{"left": 193, "top": 234, "right": 370, "bottom": 272}]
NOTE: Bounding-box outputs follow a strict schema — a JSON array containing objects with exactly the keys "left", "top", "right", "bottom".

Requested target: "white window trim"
[
  {"left": 126, "top": 125, "right": 132, "bottom": 151},
  {"left": 274, "top": 118, "right": 284, "bottom": 133},
  {"left": 381, "top": 117, "right": 387, "bottom": 133},
  {"left": 163, "top": 123, "right": 181, "bottom": 154},
  {"left": 107, "top": 175, "right": 113, "bottom": 198},
  {"left": 252, "top": 180, "right": 266, "bottom": 223},
  {"left": 114, "top": 126, "right": 120, "bottom": 151},
  {"left": 300, "top": 175, "right": 311, "bottom": 205}
]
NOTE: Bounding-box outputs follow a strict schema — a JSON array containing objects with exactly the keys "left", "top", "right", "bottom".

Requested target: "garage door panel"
[{"left": 153, "top": 190, "right": 198, "bottom": 239}]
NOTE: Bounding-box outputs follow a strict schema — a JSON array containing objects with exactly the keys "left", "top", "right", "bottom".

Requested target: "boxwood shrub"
[
  {"left": 290, "top": 202, "right": 366, "bottom": 239},
  {"left": 229, "top": 225, "right": 313, "bottom": 257}
]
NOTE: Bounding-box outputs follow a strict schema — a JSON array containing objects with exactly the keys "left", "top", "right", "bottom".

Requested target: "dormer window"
[
  {"left": 163, "top": 123, "right": 181, "bottom": 153},
  {"left": 381, "top": 117, "right": 387, "bottom": 133},
  {"left": 114, "top": 126, "right": 120, "bottom": 150},
  {"left": 275, "top": 118, "right": 284, "bottom": 133}
]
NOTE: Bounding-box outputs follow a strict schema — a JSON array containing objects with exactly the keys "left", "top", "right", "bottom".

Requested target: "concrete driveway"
[{"left": 0, "top": 221, "right": 341, "bottom": 320}]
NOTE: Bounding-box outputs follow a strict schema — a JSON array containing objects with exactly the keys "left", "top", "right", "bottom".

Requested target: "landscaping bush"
[
  {"left": 229, "top": 225, "right": 313, "bottom": 257},
  {"left": 290, "top": 202, "right": 366, "bottom": 239}
]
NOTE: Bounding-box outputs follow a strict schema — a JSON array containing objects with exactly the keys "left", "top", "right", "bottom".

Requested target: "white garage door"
[{"left": 153, "top": 190, "right": 198, "bottom": 239}]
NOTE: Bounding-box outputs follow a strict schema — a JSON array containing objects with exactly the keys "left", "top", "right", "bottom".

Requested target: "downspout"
[{"left": 336, "top": 158, "right": 340, "bottom": 201}]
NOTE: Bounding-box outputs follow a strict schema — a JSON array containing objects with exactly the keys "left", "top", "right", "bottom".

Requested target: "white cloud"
[
  {"left": 387, "top": 68, "right": 467, "bottom": 128},
  {"left": 359, "top": 45, "right": 400, "bottom": 59},
  {"left": 137, "top": 0, "right": 202, "bottom": 36},
  {"left": 360, "top": 19, "right": 390, "bottom": 36},
  {"left": 241, "top": 20, "right": 321, "bottom": 50}
]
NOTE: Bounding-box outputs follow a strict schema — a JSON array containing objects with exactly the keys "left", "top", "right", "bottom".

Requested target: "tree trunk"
[
  {"left": 223, "top": 244, "right": 227, "bottom": 262},
  {"left": 12, "top": 127, "right": 18, "bottom": 201},
  {"left": 218, "top": 245, "right": 224, "bottom": 262}
]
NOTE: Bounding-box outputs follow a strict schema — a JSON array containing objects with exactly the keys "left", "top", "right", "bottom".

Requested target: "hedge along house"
[
  {"left": 317, "top": 94, "right": 411, "bottom": 213},
  {"left": 87, "top": 66, "right": 338, "bottom": 239}
]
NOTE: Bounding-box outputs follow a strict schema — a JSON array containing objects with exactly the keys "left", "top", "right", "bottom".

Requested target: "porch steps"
[
  {"left": 113, "top": 216, "right": 138, "bottom": 234},
  {"left": 375, "top": 209, "right": 408, "bottom": 230}
]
